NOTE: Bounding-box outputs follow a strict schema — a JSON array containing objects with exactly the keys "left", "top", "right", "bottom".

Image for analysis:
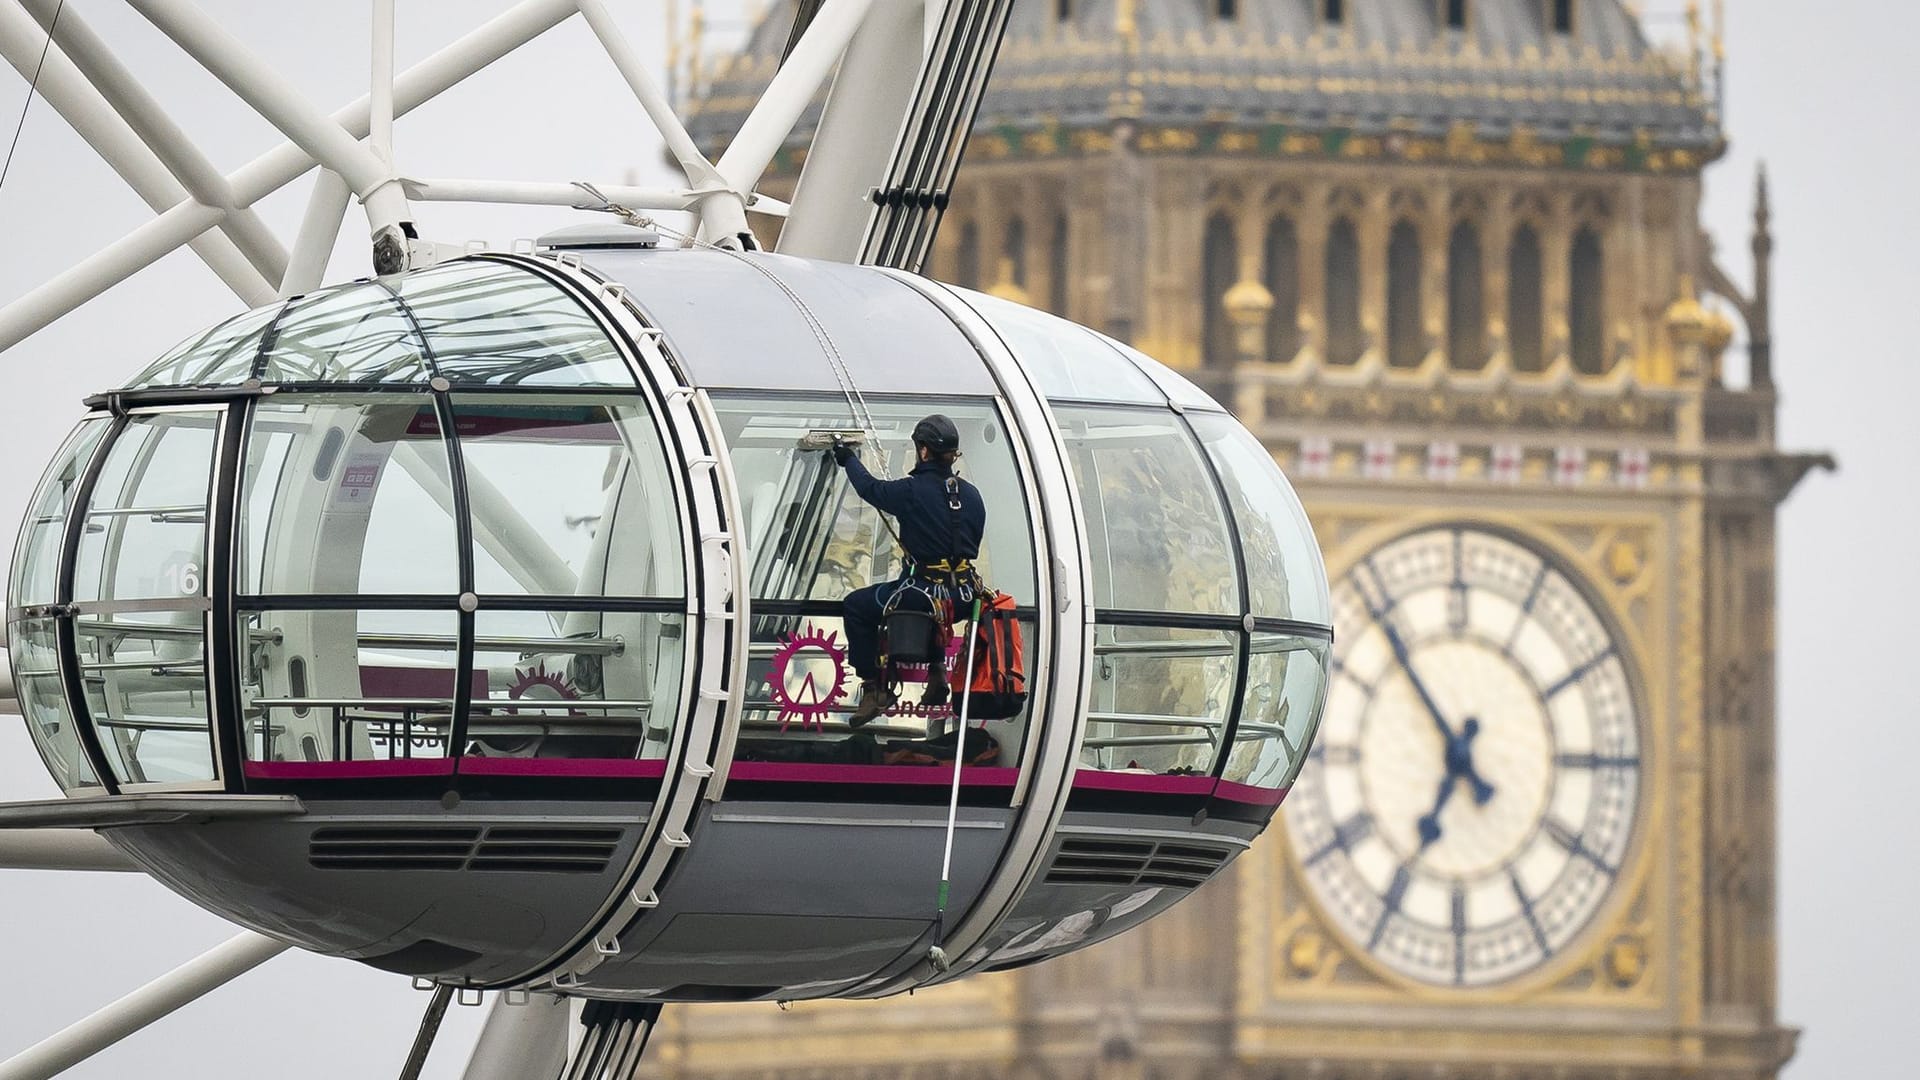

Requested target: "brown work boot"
[{"left": 848, "top": 682, "right": 896, "bottom": 728}]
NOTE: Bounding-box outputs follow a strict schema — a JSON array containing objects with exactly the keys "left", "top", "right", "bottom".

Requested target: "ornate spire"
[{"left": 1749, "top": 162, "right": 1773, "bottom": 385}]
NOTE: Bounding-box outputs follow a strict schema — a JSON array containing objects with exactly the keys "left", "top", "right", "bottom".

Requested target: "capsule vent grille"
[
  {"left": 1042, "top": 837, "right": 1232, "bottom": 889},
  {"left": 309, "top": 824, "right": 622, "bottom": 873}
]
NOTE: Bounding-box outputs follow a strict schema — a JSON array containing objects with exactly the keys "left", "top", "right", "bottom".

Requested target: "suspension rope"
[
  {"left": 928, "top": 590, "right": 983, "bottom": 969},
  {"left": 0, "top": 0, "right": 68, "bottom": 193}
]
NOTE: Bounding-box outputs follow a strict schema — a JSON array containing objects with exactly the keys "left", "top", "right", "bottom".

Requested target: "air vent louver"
[
  {"left": 309, "top": 824, "right": 621, "bottom": 874},
  {"left": 1043, "top": 836, "right": 1233, "bottom": 889}
]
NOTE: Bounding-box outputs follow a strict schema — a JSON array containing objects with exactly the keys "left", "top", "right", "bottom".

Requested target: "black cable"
[{"left": 0, "top": 0, "right": 68, "bottom": 193}]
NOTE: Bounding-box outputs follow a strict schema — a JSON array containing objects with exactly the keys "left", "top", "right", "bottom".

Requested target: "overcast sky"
[{"left": 0, "top": 2, "right": 1912, "bottom": 1077}]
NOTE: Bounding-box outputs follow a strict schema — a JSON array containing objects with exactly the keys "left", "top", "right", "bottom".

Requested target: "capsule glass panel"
[
  {"left": 1054, "top": 406, "right": 1239, "bottom": 616},
  {"left": 11, "top": 419, "right": 109, "bottom": 608},
  {"left": 465, "top": 609, "right": 683, "bottom": 768},
  {"left": 397, "top": 261, "right": 632, "bottom": 387},
  {"left": 1084, "top": 625, "right": 1237, "bottom": 776},
  {"left": 9, "top": 618, "right": 98, "bottom": 790},
  {"left": 240, "top": 396, "right": 459, "bottom": 596},
  {"left": 127, "top": 303, "right": 285, "bottom": 388},
  {"left": 712, "top": 394, "right": 1035, "bottom": 775},
  {"left": 1190, "top": 413, "right": 1331, "bottom": 623},
  {"left": 1222, "top": 635, "right": 1328, "bottom": 793},
  {"left": 239, "top": 607, "right": 458, "bottom": 774},
  {"left": 72, "top": 410, "right": 224, "bottom": 786},
  {"left": 452, "top": 396, "right": 683, "bottom": 599},
  {"left": 257, "top": 282, "right": 430, "bottom": 383},
  {"left": 962, "top": 290, "right": 1164, "bottom": 404}
]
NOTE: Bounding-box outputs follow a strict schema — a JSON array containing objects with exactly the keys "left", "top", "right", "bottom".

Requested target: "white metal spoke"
[
  {"left": 124, "top": 0, "right": 411, "bottom": 243},
  {"left": 0, "top": 829, "right": 140, "bottom": 872},
  {"left": 0, "top": 2, "right": 275, "bottom": 303},
  {"left": 716, "top": 0, "right": 880, "bottom": 198},
  {"left": 779, "top": 0, "right": 926, "bottom": 260},
  {"left": 20, "top": 0, "right": 290, "bottom": 285},
  {"left": 0, "top": 932, "right": 288, "bottom": 1080},
  {"left": 282, "top": 169, "right": 351, "bottom": 296},
  {"left": 0, "top": 0, "right": 578, "bottom": 350},
  {"left": 459, "top": 994, "right": 571, "bottom": 1080}
]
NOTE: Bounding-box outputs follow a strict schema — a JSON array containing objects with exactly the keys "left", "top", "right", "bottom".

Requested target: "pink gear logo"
[
  {"left": 769, "top": 623, "right": 849, "bottom": 732},
  {"left": 506, "top": 662, "right": 580, "bottom": 716}
]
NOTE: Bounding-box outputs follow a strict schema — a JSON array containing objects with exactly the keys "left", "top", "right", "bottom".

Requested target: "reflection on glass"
[
  {"left": 239, "top": 609, "right": 458, "bottom": 763},
  {"left": 399, "top": 261, "right": 630, "bottom": 387},
  {"left": 74, "top": 412, "right": 219, "bottom": 604},
  {"left": 1081, "top": 625, "right": 1236, "bottom": 775},
  {"left": 732, "top": 612, "right": 1030, "bottom": 769},
  {"left": 1190, "top": 413, "right": 1331, "bottom": 624},
  {"left": 127, "top": 303, "right": 284, "bottom": 388},
  {"left": 75, "top": 612, "right": 216, "bottom": 785},
  {"left": 8, "top": 619, "right": 100, "bottom": 790},
  {"left": 453, "top": 398, "right": 682, "bottom": 598},
  {"left": 240, "top": 397, "right": 458, "bottom": 595},
  {"left": 12, "top": 419, "right": 109, "bottom": 607},
  {"left": 257, "top": 283, "right": 429, "bottom": 383},
  {"left": 1223, "top": 637, "right": 1327, "bottom": 789},
  {"left": 465, "top": 609, "right": 683, "bottom": 761},
  {"left": 1100, "top": 336, "right": 1225, "bottom": 412},
  {"left": 710, "top": 395, "right": 1036, "bottom": 606},
  {"left": 1056, "top": 406, "right": 1239, "bottom": 615},
  {"left": 962, "top": 289, "right": 1163, "bottom": 404}
]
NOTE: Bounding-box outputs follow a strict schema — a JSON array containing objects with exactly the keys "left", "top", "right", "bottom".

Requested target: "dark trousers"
[{"left": 843, "top": 579, "right": 905, "bottom": 682}]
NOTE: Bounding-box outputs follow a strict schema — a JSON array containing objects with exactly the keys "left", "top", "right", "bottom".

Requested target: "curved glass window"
[
  {"left": 128, "top": 260, "right": 633, "bottom": 390},
  {"left": 1188, "top": 413, "right": 1331, "bottom": 624},
  {"left": 1055, "top": 407, "right": 1238, "bottom": 616},
  {"left": 1099, "top": 336, "right": 1225, "bottom": 413},
  {"left": 12, "top": 419, "right": 108, "bottom": 608},
  {"left": 964, "top": 290, "right": 1163, "bottom": 405},
  {"left": 72, "top": 410, "right": 225, "bottom": 787},
  {"left": 127, "top": 303, "right": 285, "bottom": 389},
  {"left": 10, "top": 421, "right": 112, "bottom": 789},
  {"left": 258, "top": 282, "right": 430, "bottom": 383},
  {"left": 1057, "top": 406, "right": 1241, "bottom": 783},
  {"left": 398, "top": 261, "right": 631, "bottom": 387},
  {"left": 712, "top": 394, "right": 1036, "bottom": 779},
  {"left": 1221, "top": 634, "right": 1327, "bottom": 792}
]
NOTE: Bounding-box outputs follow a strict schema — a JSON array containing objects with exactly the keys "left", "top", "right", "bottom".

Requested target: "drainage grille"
[
  {"left": 1042, "top": 837, "right": 1233, "bottom": 889},
  {"left": 309, "top": 824, "right": 622, "bottom": 873}
]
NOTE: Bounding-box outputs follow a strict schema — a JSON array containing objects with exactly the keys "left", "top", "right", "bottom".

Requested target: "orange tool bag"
[{"left": 951, "top": 591, "right": 1027, "bottom": 721}]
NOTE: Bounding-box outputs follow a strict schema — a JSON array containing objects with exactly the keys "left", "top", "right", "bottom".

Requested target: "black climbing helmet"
[{"left": 912, "top": 414, "right": 962, "bottom": 454}]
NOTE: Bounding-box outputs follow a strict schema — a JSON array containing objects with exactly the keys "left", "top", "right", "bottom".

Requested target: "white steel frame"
[
  {"left": 0, "top": 1, "right": 995, "bottom": 1074},
  {"left": 0, "top": 0, "right": 936, "bottom": 354}
]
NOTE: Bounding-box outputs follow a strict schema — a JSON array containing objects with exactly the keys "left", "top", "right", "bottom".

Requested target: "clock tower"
[{"left": 659, "top": 2, "right": 1820, "bottom": 1077}]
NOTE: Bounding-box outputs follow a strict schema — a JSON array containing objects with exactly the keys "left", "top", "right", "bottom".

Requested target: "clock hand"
[
  {"left": 1416, "top": 773, "right": 1457, "bottom": 848},
  {"left": 1377, "top": 618, "right": 1457, "bottom": 744},
  {"left": 1454, "top": 716, "right": 1497, "bottom": 805}
]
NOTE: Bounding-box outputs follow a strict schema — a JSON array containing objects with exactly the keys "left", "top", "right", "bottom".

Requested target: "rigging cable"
[{"left": 0, "top": 0, "right": 67, "bottom": 193}]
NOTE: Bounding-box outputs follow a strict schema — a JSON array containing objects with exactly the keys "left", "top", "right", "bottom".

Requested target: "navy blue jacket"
[{"left": 841, "top": 454, "right": 985, "bottom": 567}]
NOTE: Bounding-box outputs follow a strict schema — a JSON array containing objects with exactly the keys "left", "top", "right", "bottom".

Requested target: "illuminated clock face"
[{"left": 1283, "top": 526, "right": 1641, "bottom": 988}]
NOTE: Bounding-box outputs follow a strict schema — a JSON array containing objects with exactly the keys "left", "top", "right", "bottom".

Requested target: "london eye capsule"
[{"left": 6, "top": 232, "right": 1331, "bottom": 1000}]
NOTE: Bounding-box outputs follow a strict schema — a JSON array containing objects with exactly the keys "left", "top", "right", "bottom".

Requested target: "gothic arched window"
[
  {"left": 1004, "top": 216, "right": 1028, "bottom": 287},
  {"left": 1050, "top": 212, "right": 1071, "bottom": 316},
  {"left": 1203, "top": 212, "right": 1238, "bottom": 368},
  {"left": 1265, "top": 216, "right": 1300, "bottom": 362},
  {"left": 1326, "top": 216, "right": 1362, "bottom": 365},
  {"left": 1570, "top": 226, "right": 1605, "bottom": 374},
  {"left": 1387, "top": 221, "right": 1424, "bottom": 368},
  {"left": 1507, "top": 224, "right": 1544, "bottom": 372},
  {"left": 956, "top": 221, "right": 980, "bottom": 290},
  {"left": 1445, "top": 0, "right": 1469, "bottom": 29},
  {"left": 1447, "top": 221, "right": 1485, "bottom": 370}
]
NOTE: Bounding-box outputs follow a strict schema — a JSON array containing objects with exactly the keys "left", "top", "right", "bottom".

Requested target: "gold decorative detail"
[
  {"left": 1606, "top": 537, "right": 1645, "bottom": 586},
  {"left": 1284, "top": 928, "right": 1329, "bottom": 979},
  {"left": 1604, "top": 935, "right": 1648, "bottom": 989}
]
